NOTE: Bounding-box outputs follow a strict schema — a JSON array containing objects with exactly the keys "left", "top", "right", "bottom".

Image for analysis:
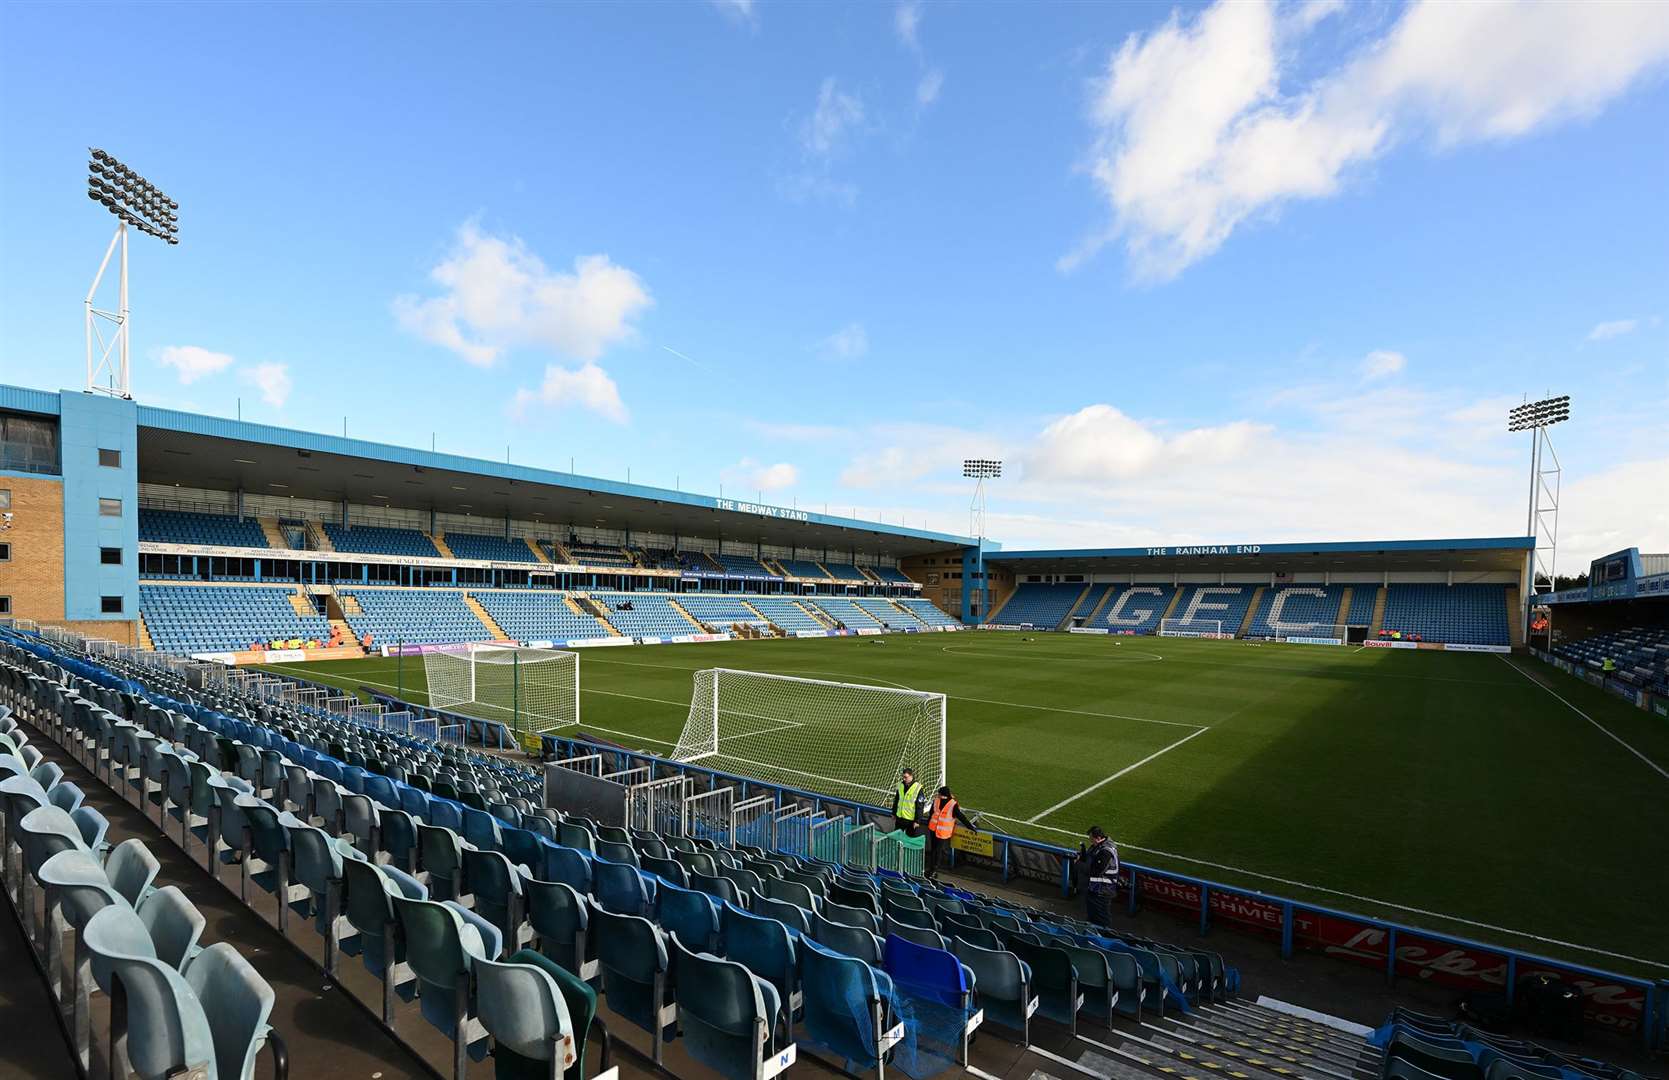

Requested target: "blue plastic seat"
[
  {"left": 671, "top": 934, "right": 789, "bottom": 1080},
  {"left": 721, "top": 902, "right": 798, "bottom": 1027},
  {"left": 464, "top": 848, "right": 528, "bottom": 946},
  {"left": 593, "top": 859, "right": 652, "bottom": 916},
  {"left": 656, "top": 881, "right": 722, "bottom": 955},
  {"left": 588, "top": 903, "right": 677, "bottom": 1064},
  {"left": 800, "top": 935, "right": 900, "bottom": 1075},
  {"left": 341, "top": 858, "right": 426, "bottom": 1021}
]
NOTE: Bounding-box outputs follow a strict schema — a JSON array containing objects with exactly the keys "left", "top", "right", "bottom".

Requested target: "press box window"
[
  {"left": 100, "top": 547, "right": 122, "bottom": 565},
  {"left": 100, "top": 595, "right": 124, "bottom": 614},
  {"left": 99, "top": 448, "right": 121, "bottom": 468},
  {"left": 99, "top": 497, "right": 122, "bottom": 517}
]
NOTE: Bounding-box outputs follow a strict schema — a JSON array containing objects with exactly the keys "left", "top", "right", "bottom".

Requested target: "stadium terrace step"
[
  {"left": 306, "top": 519, "right": 335, "bottom": 552},
  {"left": 1338, "top": 586, "right": 1354, "bottom": 630},
  {"left": 1075, "top": 1046, "right": 1189, "bottom": 1080},
  {"left": 524, "top": 536, "right": 551, "bottom": 563},
  {"left": 1059, "top": 583, "right": 1096, "bottom": 629},
  {"left": 797, "top": 599, "right": 836, "bottom": 628},
  {"left": 256, "top": 516, "right": 289, "bottom": 549},
  {"left": 1161, "top": 587, "right": 1185, "bottom": 622},
  {"left": 1238, "top": 587, "right": 1266, "bottom": 638},
  {"left": 1141, "top": 1029, "right": 1311, "bottom": 1080},
  {"left": 136, "top": 612, "right": 155, "bottom": 650},
  {"left": 286, "top": 588, "right": 315, "bottom": 618},
  {"left": 324, "top": 617, "right": 366, "bottom": 657},
  {"left": 463, "top": 594, "right": 512, "bottom": 640},
  {"left": 428, "top": 532, "right": 456, "bottom": 558},
  {"left": 1194, "top": 1005, "right": 1377, "bottom": 1069},
  {"left": 570, "top": 594, "right": 622, "bottom": 634},
  {"left": 339, "top": 592, "right": 363, "bottom": 616},
  {"left": 1160, "top": 1016, "right": 1369, "bottom": 1079},
  {"left": 1368, "top": 587, "right": 1387, "bottom": 636}
]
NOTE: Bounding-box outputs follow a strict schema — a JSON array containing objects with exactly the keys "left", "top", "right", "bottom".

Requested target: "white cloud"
[
  {"left": 917, "top": 69, "right": 944, "bottom": 108},
  {"left": 1361, "top": 349, "right": 1407, "bottom": 380},
  {"left": 800, "top": 78, "right": 865, "bottom": 159},
  {"left": 1072, "top": 0, "right": 1669, "bottom": 279},
  {"left": 241, "top": 362, "right": 292, "bottom": 409},
  {"left": 1022, "top": 405, "right": 1266, "bottom": 483},
  {"left": 818, "top": 322, "right": 869, "bottom": 360},
  {"left": 724, "top": 458, "right": 799, "bottom": 493},
  {"left": 1587, "top": 318, "right": 1640, "bottom": 341},
  {"left": 512, "top": 362, "right": 628, "bottom": 423},
  {"left": 710, "top": 0, "right": 755, "bottom": 25},
  {"left": 895, "top": 2, "right": 921, "bottom": 50},
  {"left": 394, "top": 223, "right": 651, "bottom": 367},
  {"left": 157, "top": 345, "right": 234, "bottom": 384}
]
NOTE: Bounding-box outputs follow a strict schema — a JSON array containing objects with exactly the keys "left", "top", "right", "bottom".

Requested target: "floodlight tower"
[
  {"left": 85, "top": 149, "right": 180, "bottom": 399},
  {"left": 963, "top": 459, "right": 1002, "bottom": 622},
  {"left": 1507, "top": 395, "right": 1569, "bottom": 633}
]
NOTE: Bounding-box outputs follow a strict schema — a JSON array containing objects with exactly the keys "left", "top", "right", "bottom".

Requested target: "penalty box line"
[{"left": 1025, "top": 725, "right": 1211, "bottom": 823}]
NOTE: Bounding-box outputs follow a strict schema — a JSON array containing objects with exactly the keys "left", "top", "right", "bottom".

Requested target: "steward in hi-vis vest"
[
  {"left": 924, "top": 786, "right": 978, "bottom": 879},
  {"left": 1082, "top": 825, "right": 1120, "bottom": 927},
  {"left": 891, "top": 768, "right": 924, "bottom": 836}
]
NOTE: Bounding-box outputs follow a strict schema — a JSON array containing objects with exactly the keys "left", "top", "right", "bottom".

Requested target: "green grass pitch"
[{"left": 258, "top": 631, "right": 1669, "bottom": 977}]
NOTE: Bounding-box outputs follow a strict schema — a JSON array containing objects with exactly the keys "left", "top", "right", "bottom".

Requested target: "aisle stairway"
[
  {"left": 1160, "top": 588, "right": 1185, "bottom": 623},
  {"left": 1369, "top": 587, "right": 1387, "bottom": 636},
  {"left": 257, "top": 517, "right": 288, "bottom": 550},
  {"left": 307, "top": 521, "right": 335, "bottom": 552},
  {"left": 464, "top": 594, "right": 512, "bottom": 639},
  {"left": 1339, "top": 587, "right": 1354, "bottom": 630},
  {"left": 1058, "top": 584, "right": 1095, "bottom": 629},
  {"left": 338, "top": 592, "right": 364, "bottom": 616},
  {"left": 136, "top": 613, "right": 154, "bottom": 651},
  {"left": 524, "top": 537, "right": 551, "bottom": 563},
  {"left": 429, "top": 532, "right": 456, "bottom": 558},
  {"left": 1084, "top": 585, "right": 1116, "bottom": 624},
  {"left": 797, "top": 600, "right": 835, "bottom": 628},
  {"left": 286, "top": 589, "right": 316, "bottom": 618},
  {"left": 1238, "top": 586, "right": 1266, "bottom": 638},
  {"left": 667, "top": 597, "right": 706, "bottom": 631},
  {"left": 325, "top": 618, "right": 366, "bottom": 657},
  {"left": 570, "top": 594, "right": 622, "bottom": 634}
]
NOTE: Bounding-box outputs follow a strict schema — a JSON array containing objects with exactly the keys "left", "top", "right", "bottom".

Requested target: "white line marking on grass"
[
  {"left": 1025, "top": 726, "right": 1211, "bottom": 822},
  {"left": 1496, "top": 654, "right": 1669, "bottom": 782},
  {"left": 975, "top": 813, "right": 1669, "bottom": 971}
]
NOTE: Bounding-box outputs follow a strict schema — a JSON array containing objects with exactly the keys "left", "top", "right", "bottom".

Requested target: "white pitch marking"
[
  {"left": 1025, "top": 726, "right": 1211, "bottom": 822},
  {"left": 1496, "top": 654, "right": 1669, "bottom": 782},
  {"left": 975, "top": 812, "right": 1669, "bottom": 971}
]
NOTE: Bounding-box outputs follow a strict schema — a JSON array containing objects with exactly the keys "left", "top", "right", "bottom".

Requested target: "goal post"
[
  {"left": 1272, "top": 624, "right": 1349, "bottom": 645},
  {"left": 1158, "top": 618, "right": 1227, "bottom": 639},
  {"left": 671, "top": 668, "right": 947, "bottom": 806},
  {"left": 423, "top": 643, "right": 579, "bottom": 746}
]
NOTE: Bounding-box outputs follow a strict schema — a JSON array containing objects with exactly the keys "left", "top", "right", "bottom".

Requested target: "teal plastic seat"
[
  {"left": 1010, "top": 938, "right": 1081, "bottom": 1035},
  {"left": 691, "top": 870, "right": 745, "bottom": 908},
  {"left": 799, "top": 935, "right": 899, "bottom": 1076},
  {"left": 886, "top": 920, "right": 949, "bottom": 951},
  {"left": 286, "top": 821, "right": 354, "bottom": 970},
  {"left": 819, "top": 899, "right": 881, "bottom": 934},
  {"left": 718, "top": 862, "right": 764, "bottom": 898},
  {"left": 750, "top": 893, "right": 811, "bottom": 935},
  {"left": 641, "top": 854, "right": 687, "bottom": 887},
  {"left": 671, "top": 935, "right": 789, "bottom": 1080},
  {"left": 106, "top": 837, "right": 161, "bottom": 907},
  {"left": 393, "top": 895, "right": 503, "bottom": 1080},
  {"left": 1060, "top": 942, "right": 1117, "bottom": 1029},
  {"left": 951, "top": 925, "right": 1002, "bottom": 951},
  {"left": 673, "top": 848, "right": 715, "bottom": 878},
  {"left": 951, "top": 938, "right": 1035, "bottom": 1044},
  {"left": 134, "top": 885, "right": 207, "bottom": 971},
  {"left": 48, "top": 780, "right": 85, "bottom": 813},
  {"left": 720, "top": 902, "right": 798, "bottom": 1027},
  {"left": 38, "top": 847, "right": 124, "bottom": 1066},
  {"left": 884, "top": 905, "right": 937, "bottom": 931},
  {"left": 1100, "top": 948, "right": 1144, "bottom": 1018},
  {"left": 475, "top": 952, "right": 579, "bottom": 1080},
  {"left": 342, "top": 792, "right": 380, "bottom": 856},
  {"left": 419, "top": 823, "right": 465, "bottom": 901},
  {"left": 83, "top": 911, "right": 217, "bottom": 1080},
  {"left": 492, "top": 949, "right": 608, "bottom": 1080},
  {"left": 380, "top": 807, "right": 419, "bottom": 872},
  {"left": 593, "top": 859, "right": 651, "bottom": 916},
  {"left": 764, "top": 876, "right": 817, "bottom": 912},
  {"left": 341, "top": 858, "right": 425, "bottom": 1021},
  {"left": 655, "top": 881, "right": 721, "bottom": 956},
  {"left": 525, "top": 878, "right": 595, "bottom": 980},
  {"left": 809, "top": 911, "right": 884, "bottom": 968},
  {"left": 555, "top": 821, "right": 594, "bottom": 853},
  {"left": 185, "top": 941, "right": 287, "bottom": 1080},
  {"left": 464, "top": 848, "right": 528, "bottom": 945},
  {"left": 587, "top": 902, "right": 676, "bottom": 1063}
]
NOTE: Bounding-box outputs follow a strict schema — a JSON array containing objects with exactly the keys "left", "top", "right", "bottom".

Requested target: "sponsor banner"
[
  {"left": 1069, "top": 627, "right": 1111, "bottom": 635},
  {"left": 190, "top": 651, "right": 237, "bottom": 664},
  {"left": 383, "top": 642, "right": 479, "bottom": 657},
  {"left": 1444, "top": 643, "right": 1512, "bottom": 654},
  {"left": 1282, "top": 636, "right": 1343, "bottom": 646},
  {"left": 563, "top": 636, "right": 635, "bottom": 649},
  {"left": 855, "top": 628, "right": 884, "bottom": 636},
  {"left": 793, "top": 630, "right": 826, "bottom": 639},
  {"left": 634, "top": 636, "right": 662, "bottom": 647},
  {"left": 1125, "top": 862, "right": 1646, "bottom": 1035},
  {"left": 1364, "top": 640, "right": 1417, "bottom": 649},
  {"left": 263, "top": 649, "right": 306, "bottom": 663},
  {"left": 951, "top": 829, "right": 995, "bottom": 858},
  {"left": 668, "top": 633, "right": 732, "bottom": 644}
]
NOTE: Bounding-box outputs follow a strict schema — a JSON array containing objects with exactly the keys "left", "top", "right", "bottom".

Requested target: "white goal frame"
[
  {"left": 672, "top": 667, "right": 947, "bottom": 805},
  {"left": 423, "top": 643, "right": 579, "bottom": 738},
  {"left": 1272, "top": 624, "right": 1349, "bottom": 646},
  {"left": 1159, "top": 618, "right": 1229, "bottom": 639}
]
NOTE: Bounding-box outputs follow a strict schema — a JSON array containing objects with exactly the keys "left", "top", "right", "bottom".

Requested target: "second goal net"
[
  {"left": 1158, "top": 618, "right": 1229, "bottom": 639},
  {"left": 423, "top": 644, "right": 579, "bottom": 742},
  {"left": 670, "top": 668, "right": 946, "bottom": 806},
  {"left": 1272, "top": 624, "right": 1349, "bottom": 645}
]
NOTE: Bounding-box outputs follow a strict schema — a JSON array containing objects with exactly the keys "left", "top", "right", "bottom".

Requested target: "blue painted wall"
[
  {"left": 58, "top": 392, "right": 139, "bottom": 622},
  {"left": 960, "top": 542, "right": 988, "bottom": 623}
]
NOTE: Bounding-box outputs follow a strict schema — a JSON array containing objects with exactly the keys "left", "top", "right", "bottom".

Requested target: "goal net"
[
  {"left": 1272, "top": 624, "right": 1348, "bottom": 645},
  {"left": 1159, "top": 618, "right": 1228, "bottom": 639},
  {"left": 423, "top": 644, "right": 579, "bottom": 742},
  {"left": 671, "top": 668, "right": 946, "bottom": 806}
]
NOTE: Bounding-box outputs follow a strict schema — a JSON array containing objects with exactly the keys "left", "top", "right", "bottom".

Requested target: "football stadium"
[{"left": 4, "top": 4, "right": 1669, "bottom": 1080}]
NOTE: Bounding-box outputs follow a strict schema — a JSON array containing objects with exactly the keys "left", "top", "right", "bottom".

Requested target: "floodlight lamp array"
[
  {"left": 962, "top": 459, "right": 1003, "bottom": 478},
  {"left": 1507, "top": 395, "right": 1570, "bottom": 432},
  {"left": 87, "top": 149, "right": 179, "bottom": 244}
]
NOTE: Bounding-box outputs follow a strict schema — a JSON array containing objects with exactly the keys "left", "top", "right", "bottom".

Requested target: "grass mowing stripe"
[
  {"left": 1027, "top": 726, "right": 1212, "bottom": 822},
  {"left": 1496, "top": 654, "right": 1669, "bottom": 781}
]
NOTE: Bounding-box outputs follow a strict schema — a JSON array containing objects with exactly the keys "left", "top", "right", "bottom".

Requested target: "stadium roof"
[
  {"left": 987, "top": 537, "right": 1533, "bottom": 574},
  {"left": 134, "top": 404, "right": 977, "bottom": 555},
  {"left": 1, "top": 385, "right": 975, "bottom": 556}
]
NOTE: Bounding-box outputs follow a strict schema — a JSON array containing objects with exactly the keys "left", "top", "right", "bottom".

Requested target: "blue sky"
[{"left": 2, "top": 0, "right": 1665, "bottom": 570}]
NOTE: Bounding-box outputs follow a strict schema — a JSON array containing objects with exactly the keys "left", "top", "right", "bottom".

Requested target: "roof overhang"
[{"left": 986, "top": 537, "right": 1533, "bottom": 575}]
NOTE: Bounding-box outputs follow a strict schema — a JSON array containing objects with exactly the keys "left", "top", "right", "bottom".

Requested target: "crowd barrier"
[{"left": 1531, "top": 647, "right": 1668, "bottom": 717}]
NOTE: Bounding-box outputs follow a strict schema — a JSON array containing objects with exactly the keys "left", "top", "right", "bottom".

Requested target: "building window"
[
  {"left": 100, "top": 595, "right": 124, "bottom": 614},
  {"left": 0, "top": 489, "right": 10, "bottom": 510},
  {"left": 99, "top": 448, "right": 122, "bottom": 468},
  {"left": 0, "top": 412, "right": 60, "bottom": 475},
  {"left": 0, "top": 542, "right": 9, "bottom": 561},
  {"left": 99, "top": 497, "right": 122, "bottom": 517},
  {"left": 0, "top": 597, "right": 10, "bottom": 615},
  {"left": 100, "top": 546, "right": 122, "bottom": 565}
]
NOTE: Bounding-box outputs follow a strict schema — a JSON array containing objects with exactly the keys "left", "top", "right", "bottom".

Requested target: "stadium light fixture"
[
  {"left": 85, "top": 148, "right": 180, "bottom": 399},
  {"left": 962, "top": 459, "right": 1003, "bottom": 479},
  {"left": 963, "top": 458, "right": 1003, "bottom": 624},
  {"left": 1508, "top": 395, "right": 1570, "bottom": 635}
]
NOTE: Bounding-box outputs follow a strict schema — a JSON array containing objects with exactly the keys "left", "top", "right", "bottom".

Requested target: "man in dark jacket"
[
  {"left": 924, "top": 785, "right": 980, "bottom": 879},
  {"left": 1082, "top": 825, "right": 1119, "bottom": 927}
]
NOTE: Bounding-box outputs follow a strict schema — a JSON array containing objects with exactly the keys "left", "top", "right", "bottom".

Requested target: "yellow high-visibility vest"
[{"left": 895, "top": 781, "right": 923, "bottom": 821}]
